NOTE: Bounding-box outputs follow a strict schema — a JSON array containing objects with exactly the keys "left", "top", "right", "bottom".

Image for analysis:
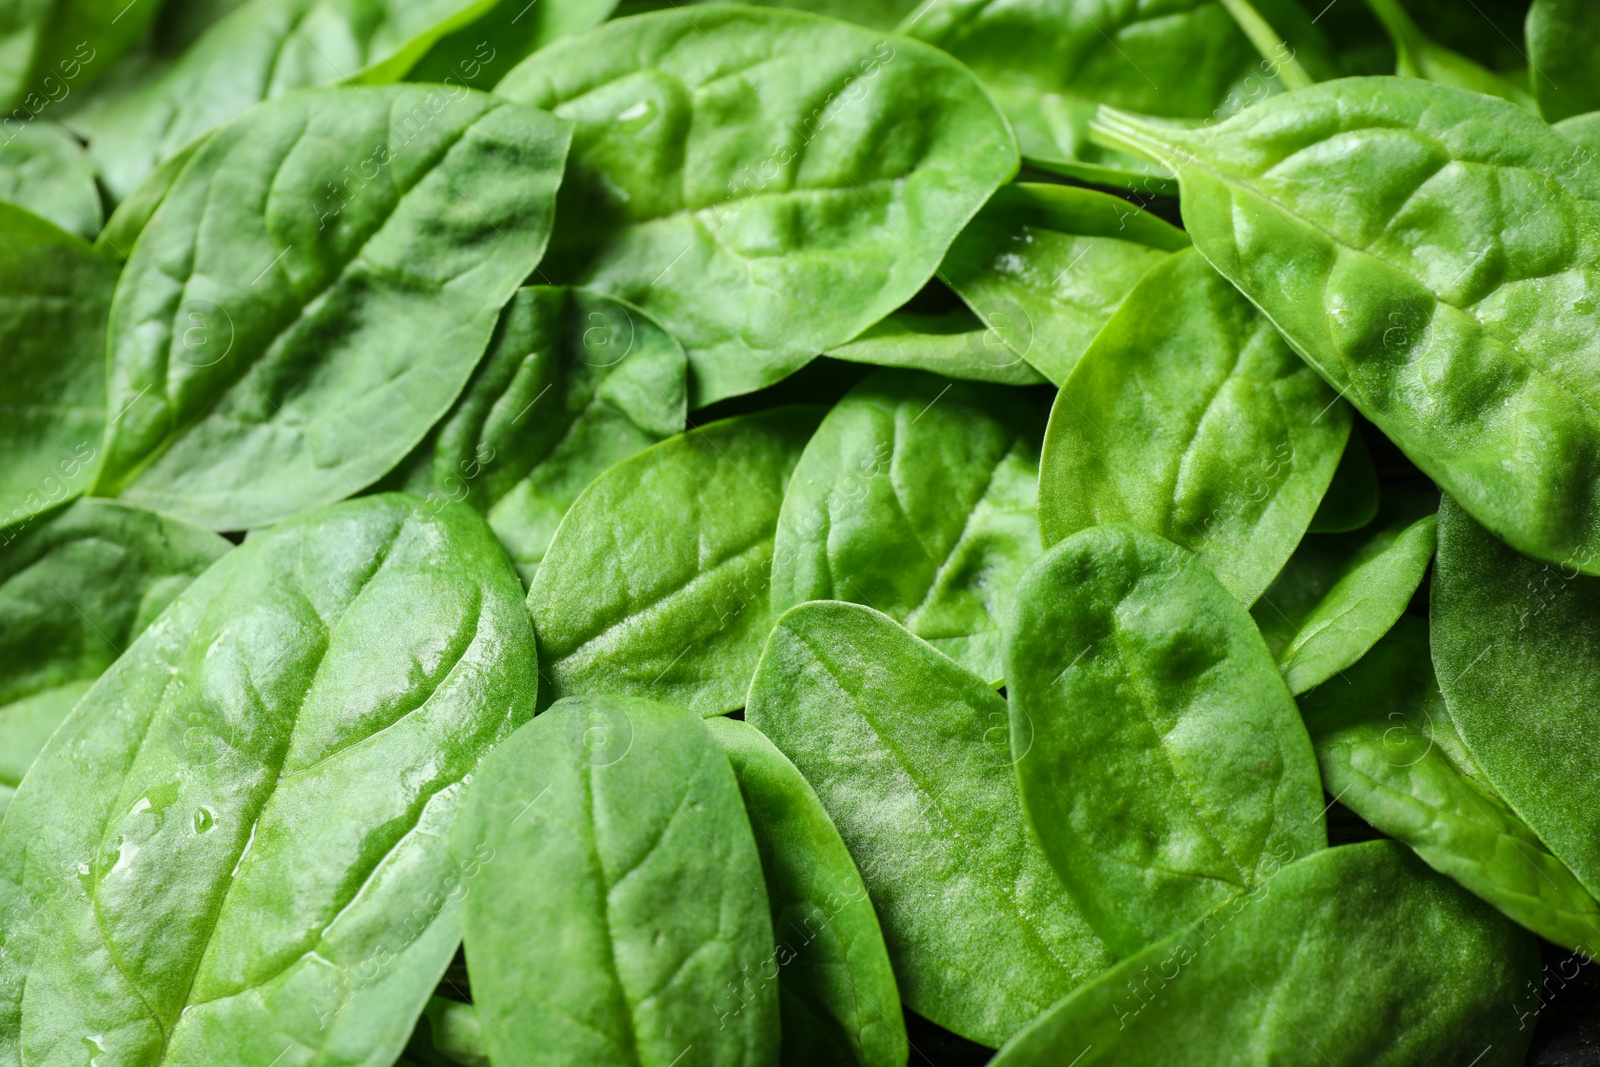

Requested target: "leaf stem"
[{"left": 1218, "top": 0, "right": 1314, "bottom": 91}]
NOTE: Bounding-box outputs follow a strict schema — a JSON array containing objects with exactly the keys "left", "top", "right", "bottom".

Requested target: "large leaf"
[
  {"left": 746, "top": 601, "right": 1114, "bottom": 1047},
  {"left": 529, "top": 406, "right": 822, "bottom": 715},
  {"left": 1303, "top": 617, "right": 1600, "bottom": 956},
  {"left": 496, "top": 7, "right": 1018, "bottom": 406},
  {"left": 1433, "top": 494, "right": 1600, "bottom": 902},
  {"left": 706, "top": 715, "right": 906, "bottom": 1067},
  {"left": 0, "top": 0, "right": 157, "bottom": 111},
  {"left": 936, "top": 183, "right": 1188, "bottom": 383},
  {"left": 1529, "top": 0, "right": 1600, "bottom": 123},
  {"left": 92, "top": 84, "right": 571, "bottom": 531},
  {"left": 0, "top": 121, "right": 100, "bottom": 238},
  {"left": 1038, "top": 248, "right": 1350, "bottom": 605},
  {"left": 771, "top": 368, "right": 1046, "bottom": 685},
  {"left": 0, "top": 493, "right": 539, "bottom": 1066},
  {"left": 64, "top": 0, "right": 499, "bottom": 200},
  {"left": 1006, "top": 524, "right": 1325, "bottom": 957},
  {"left": 393, "top": 287, "right": 686, "bottom": 585},
  {"left": 451, "top": 697, "right": 777, "bottom": 1067},
  {"left": 1093, "top": 78, "right": 1600, "bottom": 576},
  {"left": 0, "top": 498, "right": 229, "bottom": 815},
  {"left": 0, "top": 202, "right": 117, "bottom": 531},
  {"left": 989, "top": 841, "right": 1538, "bottom": 1067}
]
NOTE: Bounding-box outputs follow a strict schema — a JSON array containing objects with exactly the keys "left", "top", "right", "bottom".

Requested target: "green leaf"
[
  {"left": 451, "top": 696, "right": 777, "bottom": 1067},
  {"left": 936, "top": 183, "right": 1188, "bottom": 384},
  {"left": 899, "top": 0, "right": 1329, "bottom": 189},
  {"left": 705, "top": 715, "right": 907, "bottom": 1067},
  {"left": 496, "top": 7, "right": 1018, "bottom": 406},
  {"left": 1529, "top": 0, "right": 1600, "bottom": 123},
  {"left": 1307, "top": 428, "right": 1378, "bottom": 533},
  {"left": 1038, "top": 248, "right": 1350, "bottom": 605},
  {"left": 94, "top": 132, "right": 210, "bottom": 263},
  {"left": 1006, "top": 524, "right": 1326, "bottom": 957},
  {"left": 65, "top": 0, "right": 500, "bottom": 201},
  {"left": 392, "top": 287, "right": 687, "bottom": 585},
  {"left": 746, "top": 601, "right": 1114, "bottom": 1047},
  {"left": 989, "top": 841, "right": 1538, "bottom": 1067},
  {"left": 1433, "top": 494, "right": 1600, "bottom": 904},
  {"left": 529, "top": 406, "right": 823, "bottom": 715},
  {"left": 92, "top": 84, "right": 571, "bottom": 531},
  {"left": 406, "top": 998, "right": 490, "bottom": 1067},
  {"left": 0, "top": 202, "right": 117, "bottom": 530},
  {"left": 771, "top": 369, "right": 1046, "bottom": 685},
  {"left": 1273, "top": 513, "right": 1435, "bottom": 694},
  {"left": 0, "top": 0, "right": 157, "bottom": 111},
  {"left": 1092, "top": 79, "right": 1600, "bottom": 576},
  {"left": 0, "top": 121, "right": 101, "bottom": 239},
  {"left": 1364, "top": 0, "right": 1537, "bottom": 111},
  {"left": 1555, "top": 111, "right": 1600, "bottom": 156},
  {"left": 0, "top": 493, "right": 539, "bottom": 1066},
  {"left": 0, "top": 498, "right": 230, "bottom": 812},
  {"left": 694, "top": 0, "right": 922, "bottom": 30},
  {"left": 1303, "top": 617, "right": 1600, "bottom": 956},
  {"left": 825, "top": 307, "right": 1049, "bottom": 387},
  {"left": 405, "top": 0, "right": 618, "bottom": 91}
]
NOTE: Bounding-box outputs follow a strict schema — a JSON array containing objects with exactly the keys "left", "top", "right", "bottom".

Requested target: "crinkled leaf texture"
[
  {"left": 1095, "top": 79, "right": 1600, "bottom": 575},
  {"left": 451, "top": 696, "right": 776, "bottom": 1067},
  {"left": 937, "top": 183, "right": 1187, "bottom": 384},
  {"left": 496, "top": 6, "right": 1018, "bottom": 406},
  {"left": 989, "top": 841, "right": 1538, "bottom": 1067},
  {"left": 771, "top": 369, "right": 1046, "bottom": 685},
  {"left": 65, "top": 0, "right": 500, "bottom": 200},
  {"left": 0, "top": 499, "right": 230, "bottom": 815},
  {"left": 1006, "top": 524, "right": 1326, "bottom": 957},
  {"left": 1433, "top": 494, "right": 1600, "bottom": 905},
  {"left": 0, "top": 203, "right": 117, "bottom": 530},
  {"left": 746, "top": 601, "right": 1113, "bottom": 1048},
  {"left": 706, "top": 715, "right": 906, "bottom": 1067},
  {"left": 1304, "top": 617, "right": 1600, "bottom": 956},
  {"left": 1039, "top": 248, "right": 1350, "bottom": 605},
  {"left": 393, "top": 286, "right": 686, "bottom": 585},
  {"left": 825, "top": 307, "right": 1049, "bottom": 386},
  {"left": 529, "top": 406, "right": 822, "bottom": 715},
  {"left": 0, "top": 493, "right": 539, "bottom": 1067},
  {"left": 93, "top": 84, "right": 571, "bottom": 531},
  {"left": 0, "top": 122, "right": 102, "bottom": 239}
]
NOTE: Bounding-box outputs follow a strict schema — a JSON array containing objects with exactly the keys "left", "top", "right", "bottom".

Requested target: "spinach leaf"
[
  {"left": 0, "top": 498, "right": 229, "bottom": 816},
  {"left": 1556, "top": 110, "right": 1600, "bottom": 155},
  {"left": 1365, "top": 0, "right": 1536, "bottom": 110},
  {"left": 0, "top": 493, "right": 539, "bottom": 1066},
  {"left": 529, "top": 406, "right": 822, "bottom": 715},
  {"left": 1433, "top": 494, "right": 1600, "bottom": 903},
  {"left": 0, "top": 0, "right": 157, "bottom": 111},
  {"left": 1092, "top": 78, "right": 1600, "bottom": 575},
  {"left": 1307, "top": 429, "right": 1378, "bottom": 533},
  {"left": 1303, "top": 617, "right": 1600, "bottom": 956},
  {"left": 771, "top": 369, "right": 1046, "bottom": 685},
  {"left": 406, "top": 0, "right": 617, "bottom": 91},
  {"left": 1006, "top": 524, "right": 1326, "bottom": 957},
  {"left": 405, "top": 997, "right": 489, "bottom": 1067},
  {"left": 705, "top": 715, "right": 907, "bottom": 1067},
  {"left": 393, "top": 286, "right": 686, "bottom": 585},
  {"left": 93, "top": 85, "right": 571, "bottom": 531},
  {"left": 451, "top": 695, "right": 777, "bottom": 1067},
  {"left": 0, "top": 202, "right": 117, "bottom": 530},
  {"left": 0, "top": 121, "right": 100, "bottom": 238},
  {"left": 93, "top": 132, "right": 210, "bottom": 262},
  {"left": 65, "top": 0, "right": 499, "bottom": 200},
  {"left": 825, "top": 307, "right": 1049, "bottom": 387},
  {"left": 1038, "top": 248, "right": 1350, "bottom": 605},
  {"left": 746, "top": 601, "right": 1114, "bottom": 1047},
  {"left": 496, "top": 7, "right": 1018, "bottom": 406},
  {"left": 899, "top": 0, "right": 1328, "bottom": 189},
  {"left": 989, "top": 840, "right": 1538, "bottom": 1067},
  {"left": 1529, "top": 0, "right": 1600, "bottom": 122},
  {"left": 937, "top": 183, "right": 1189, "bottom": 384}
]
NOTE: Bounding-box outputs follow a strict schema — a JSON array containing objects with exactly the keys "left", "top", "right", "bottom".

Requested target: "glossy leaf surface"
[
  {"left": 771, "top": 369, "right": 1046, "bottom": 684},
  {"left": 94, "top": 85, "right": 571, "bottom": 531},
  {"left": 746, "top": 601, "right": 1113, "bottom": 1047},
  {"left": 1038, "top": 248, "right": 1350, "bottom": 605},
  {"left": 990, "top": 841, "right": 1537, "bottom": 1067},
  {"left": 1095, "top": 79, "right": 1600, "bottom": 575},
  {"left": 452, "top": 697, "right": 776, "bottom": 1067},
  {"left": 496, "top": 7, "right": 1018, "bottom": 406},
  {"left": 706, "top": 715, "right": 906, "bottom": 1067},
  {"left": 529, "top": 406, "right": 822, "bottom": 715},
  {"left": 1006, "top": 525, "right": 1326, "bottom": 957},
  {"left": 0, "top": 493, "right": 539, "bottom": 1066},
  {"left": 1529, "top": 0, "right": 1600, "bottom": 123},
  {"left": 937, "top": 183, "right": 1188, "bottom": 384},
  {"left": 0, "top": 121, "right": 100, "bottom": 238},
  {"left": 1304, "top": 617, "right": 1600, "bottom": 955},
  {"left": 825, "top": 307, "right": 1049, "bottom": 387}
]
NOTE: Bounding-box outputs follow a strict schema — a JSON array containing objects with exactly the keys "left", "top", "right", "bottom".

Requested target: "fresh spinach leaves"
[{"left": 0, "top": 120, "right": 100, "bottom": 238}]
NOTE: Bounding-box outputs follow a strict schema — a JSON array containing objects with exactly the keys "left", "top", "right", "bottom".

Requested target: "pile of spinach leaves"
[{"left": 0, "top": 0, "right": 1597, "bottom": 1063}]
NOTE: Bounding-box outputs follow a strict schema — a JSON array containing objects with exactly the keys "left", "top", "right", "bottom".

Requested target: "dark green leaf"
[
  {"left": 406, "top": 0, "right": 617, "bottom": 91},
  {"left": 1307, "top": 429, "right": 1378, "bottom": 533},
  {"left": 1529, "top": 0, "right": 1600, "bottom": 122},
  {"left": 1364, "top": 0, "right": 1536, "bottom": 110},
  {"left": 0, "top": 0, "right": 156, "bottom": 111}
]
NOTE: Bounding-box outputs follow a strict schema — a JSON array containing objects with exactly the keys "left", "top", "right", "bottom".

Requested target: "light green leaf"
[
  {"left": 0, "top": 121, "right": 100, "bottom": 238},
  {"left": 825, "top": 306, "right": 1049, "bottom": 387}
]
